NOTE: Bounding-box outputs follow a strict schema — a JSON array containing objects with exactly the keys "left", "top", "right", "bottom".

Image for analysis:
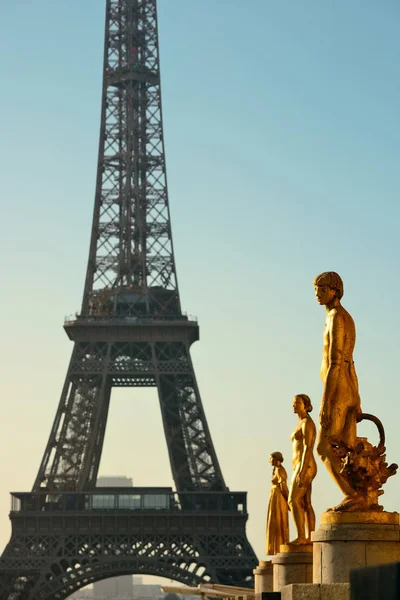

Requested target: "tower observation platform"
[
  {"left": 2, "top": 489, "right": 254, "bottom": 598},
  {"left": 0, "top": 0, "right": 257, "bottom": 597}
]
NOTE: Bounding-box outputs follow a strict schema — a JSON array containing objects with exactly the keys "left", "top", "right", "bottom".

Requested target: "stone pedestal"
[
  {"left": 280, "top": 583, "right": 350, "bottom": 600},
  {"left": 312, "top": 511, "right": 400, "bottom": 584},
  {"left": 253, "top": 560, "right": 273, "bottom": 596},
  {"left": 272, "top": 544, "right": 313, "bottom": 592}
]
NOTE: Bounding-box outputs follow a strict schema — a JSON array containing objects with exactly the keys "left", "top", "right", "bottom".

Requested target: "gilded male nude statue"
[
  {"left": 314, "top": 272, "right": 362, "bottom": 509},
  {"left": 313, "top": 271, "right": 397, "bottom": 512}
]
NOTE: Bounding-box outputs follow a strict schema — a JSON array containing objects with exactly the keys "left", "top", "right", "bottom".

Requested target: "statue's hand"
[{"left": 296, "top": 473, "right": 303, "bottom": 488}]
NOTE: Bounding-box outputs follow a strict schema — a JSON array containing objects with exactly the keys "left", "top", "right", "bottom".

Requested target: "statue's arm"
[
  {"left": 320, "top": 311, "right": 345, "bottom": 427},
  {"left": 277, "top": 468, "right": 289, "bottom": 501}
]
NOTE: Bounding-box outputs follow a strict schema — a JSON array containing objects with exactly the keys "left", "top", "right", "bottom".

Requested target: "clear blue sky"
[{"left": 1, "top": 0, "right": 400, "bottom": 578}]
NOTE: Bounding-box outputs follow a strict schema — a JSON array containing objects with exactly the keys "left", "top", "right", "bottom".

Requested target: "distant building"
[
  {"left": 96, "top": 475, "right": 133, "bottom": 488},
  {"left": 133, "top": 584, "right": 161, "bottom": 600},
  {"left": 69, "top": 589, "right": 93, "bottom": 599},
  {"left": 69, "top": 580, "right": 194, "bottom": 600},
  {"left": 93, "top": 576, "right": 133, "bottom": 599},
  {"left": 72, "top": 579, "right": 165, "bottom": 600}
]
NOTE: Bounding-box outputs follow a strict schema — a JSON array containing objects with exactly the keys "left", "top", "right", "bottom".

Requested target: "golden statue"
[
  {"left": 314, "top": 271, "right": 397, "bottom": 512},
  {"left": 288, "top": 394, "right": 317, "bottom": 544},
  {"left": 266, "top": 452, "right": 289, "bottom": 554}
]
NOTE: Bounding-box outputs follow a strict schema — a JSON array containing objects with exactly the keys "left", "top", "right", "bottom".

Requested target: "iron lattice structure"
[
  {"left": 0, "top": 0, "right": 257, "bottom": 597},
  {"left": 0, "top": 491, "right": 256, "bottom": 600}
]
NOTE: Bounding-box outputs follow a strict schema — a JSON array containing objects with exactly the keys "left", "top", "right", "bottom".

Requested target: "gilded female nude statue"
[
  {"left": 288, "top": 394, "right": 317, "bottom": 544},
  {"left": 265, "top": 452, "right": 289, "bottom": 555}
]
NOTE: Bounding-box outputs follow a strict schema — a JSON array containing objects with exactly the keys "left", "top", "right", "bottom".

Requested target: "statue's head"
[
  {"left": 293, "top": 394, "right": 313, "bottom": 414},
  {"left": 313, "top": 271, "right": 343, "bottom": 305},
  {"left": 270, "top": 451, "right": 284, "bottom": 466}
]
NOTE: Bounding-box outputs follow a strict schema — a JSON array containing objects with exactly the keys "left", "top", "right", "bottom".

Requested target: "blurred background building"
[{"left": 69, "top": 577, "right": 186, "bottom": 600}]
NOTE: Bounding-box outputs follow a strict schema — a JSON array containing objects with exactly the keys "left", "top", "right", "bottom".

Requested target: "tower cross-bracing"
[{"left": 0, "top": 2, "right": 257, "bottom": 598}]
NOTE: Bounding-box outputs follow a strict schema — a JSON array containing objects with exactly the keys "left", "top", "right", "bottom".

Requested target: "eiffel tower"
[{"left": 0, "top": 1, "right": 258, "bottom": 598}]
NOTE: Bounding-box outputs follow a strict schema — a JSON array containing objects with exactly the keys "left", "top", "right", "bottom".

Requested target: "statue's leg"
[
  {"left": 288, "top": 477, "right": 307, "bottom": 544},
  {"left": 304, "top": 483, "right": 315, "bottom": 539},
  {"left": 317, "top": 424, "right": 355, "bottom": 497},
  {"left": 342, "top": 406, "right": 357, "bottom": 447}
]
